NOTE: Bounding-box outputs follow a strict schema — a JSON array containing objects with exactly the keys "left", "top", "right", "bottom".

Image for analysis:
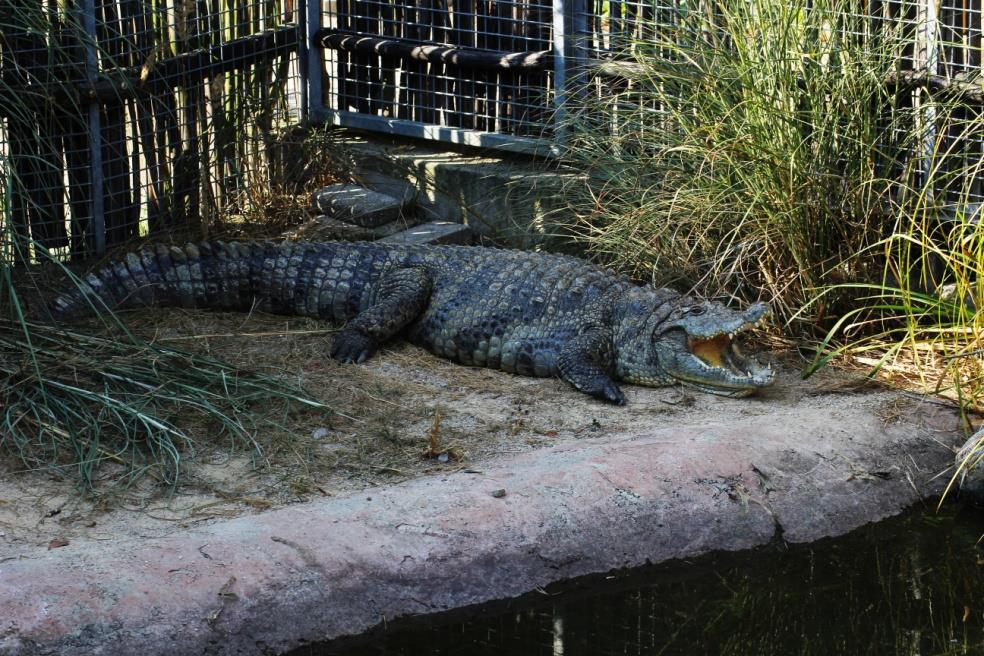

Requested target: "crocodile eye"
[{"left": 689, "top": 306, "right": 705, "bottom": 316}]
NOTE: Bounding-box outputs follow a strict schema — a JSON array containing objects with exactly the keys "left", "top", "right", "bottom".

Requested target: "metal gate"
[{"left": 308, "top": 0, "right": 559, "bottom": 151}]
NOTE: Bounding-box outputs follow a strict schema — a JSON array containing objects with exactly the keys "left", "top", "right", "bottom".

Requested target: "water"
[{"left": 293, "top": 502, "right": 984, "bottom": 656}]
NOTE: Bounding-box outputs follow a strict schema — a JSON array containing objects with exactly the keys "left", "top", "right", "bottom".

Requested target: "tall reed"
[
  {"left": 806, "top": 100, "right": 984, "bottom": 413},
  {"left": 560, "top": 0, "right": 915, "bottom": 325}
]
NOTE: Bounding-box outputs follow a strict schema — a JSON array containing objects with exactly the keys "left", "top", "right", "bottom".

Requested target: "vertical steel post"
[
  {"left": 81, "top": 0, "right": 105, "bottom": 255},
  {"left": 306, "top": 0, "right": 325, "bottom": 120},
  {"left": 915, "top": 0, "right": 939, "bottom": 199},
  {"left": 568, "top": 0, "right": 588, "bottom": 103},
  {"left": 298, "top": 0, "right": 309, "bottom": 118},
  {"left": 552, "top": 0, "right": 568, "bottom": 149}
]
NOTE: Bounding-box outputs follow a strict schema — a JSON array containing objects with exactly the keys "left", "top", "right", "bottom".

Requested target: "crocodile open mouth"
[
  {"left": 676, "top": 330, "right": 774, "bottom": 394},
  {"left": 649, "top": 301, "right": 775, "bottom": 396},
  {"left": 690, "top": 333, "right": 733, "bottom": 369}
]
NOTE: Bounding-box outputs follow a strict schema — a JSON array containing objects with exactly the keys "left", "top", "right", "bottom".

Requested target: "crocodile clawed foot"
[
  {"left": 596, "top": 380, "right": 627, "bottom": 406},
  {"left": 330, "top": 329, "right": 378, "bottom": 364},
  {"left": 577, "top": 377, "right": 627, "bottom": 405}
]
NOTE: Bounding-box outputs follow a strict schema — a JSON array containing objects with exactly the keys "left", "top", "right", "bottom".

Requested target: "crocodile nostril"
[{"left": 743, "top": 303, "right": 768, "bottom": 323}]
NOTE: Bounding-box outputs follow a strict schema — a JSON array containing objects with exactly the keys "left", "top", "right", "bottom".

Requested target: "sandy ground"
[
  {"left": 0, "top": 335, "right": 964, "bottom": 655},
  {"left": 0, "top": 308, "right": 961, "bottom": 563}
]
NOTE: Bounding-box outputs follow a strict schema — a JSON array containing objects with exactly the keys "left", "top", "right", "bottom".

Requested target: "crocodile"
[{"left": 50, "top": 240, "right": 776, "bottom": 404}]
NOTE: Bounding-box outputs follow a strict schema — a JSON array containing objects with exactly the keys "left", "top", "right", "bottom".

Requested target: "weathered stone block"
[
  {"left": 293, "top": 215, "right": 410, "bottom": 242},
  {"left": 379, "top": 221, "right": 473, "bottom": 246},
  {"left": 332, "top": 135, "right": 584, "bottom": 249},
  {"left": 310, "top": 183, "right": 404, "bottom": 227}
]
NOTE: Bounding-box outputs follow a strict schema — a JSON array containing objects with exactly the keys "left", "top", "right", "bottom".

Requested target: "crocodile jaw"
[
  {"left": 658, "top": 303, "right": 775, "bottom": 396},
  {"left": 672, "top": 336, "right": 775, "bottom": 396}
]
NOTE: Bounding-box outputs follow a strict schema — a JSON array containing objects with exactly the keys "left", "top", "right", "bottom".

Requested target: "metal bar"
[
  {"left": 312, "top": 107, "right": 552, "bottom": 155},
  {"left": 568, "top": 0, "right": 589, "bottom": 97},
  {"left": 552, "top": 0, "right": 569, "bottom": 145},
  {"left": 81, "top": 0, "right": 104, "bottom": 255},
  {"left": 318, "top": 32, "right": 552, "bottom": 71},
  {"left": 298, "top": 0, "right": 309, "bottom": 118},
  {"left": 2, "top": 26, "right": 302, "bottom": 110},
  {"left": 887, "top": 69, "right": 984, "bottom": 103},
  {"left": 916, "top": 0, "right": 940, "bottom": 198},
  {"left": 308, "top": 0, "right": 324, "bottom": 118}
]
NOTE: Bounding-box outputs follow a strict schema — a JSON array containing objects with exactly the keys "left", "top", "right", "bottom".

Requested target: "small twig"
[
  {"left": 155, "top": 328, "right": 339, "bottom": 342},
  {"left": 355, "top": 387, "right": 413, "bottom": 410},
  {"left": 943, "top": 348, "right": 984, "bottom": 362}
]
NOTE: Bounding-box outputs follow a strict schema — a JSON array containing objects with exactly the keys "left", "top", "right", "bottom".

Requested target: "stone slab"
[
  {"left": 290, "top": 215, "right": 414, "bottom": 242},
  {"left": 379, "top": 221, "right": 473, "bottom": 246},
  {"left": 334, "top": 134, "right": 582, "bottom": 249},
  {"left": 0, "top": 399, "right": 962, "bottom": 656},
  {"left": 310, "top": 183, "right": 405, "bottom": 228}
]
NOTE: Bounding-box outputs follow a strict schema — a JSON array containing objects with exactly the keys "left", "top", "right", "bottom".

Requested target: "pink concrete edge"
[{"left": 0, "top": 402, "right": 960, "bottom": 655}]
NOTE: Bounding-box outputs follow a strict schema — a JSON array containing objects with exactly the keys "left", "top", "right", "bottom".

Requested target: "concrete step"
[
  {"left": 289, "top": 215, "right": 418, "bottom": 242},
  {"left": 335, "top": 134, "right": 582, "bottom": 249},
  {"left": 310, "top": 183, "right": 406, "bottom": 228},
  {"left": 379, "top": 221, "right": 473, "bottom": 246}
]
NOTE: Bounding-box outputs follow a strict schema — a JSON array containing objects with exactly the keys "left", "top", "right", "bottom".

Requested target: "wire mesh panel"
[
  {"left": 4, "top": 0, "right": 984, "bottom": 261},
  {"left": 569, "top": 0, "right": 984, "bottom": 214},
  {"left": 317, "top": 0, "right": 556, "bottom": 146},
  {"left": 933, "top": 0, "right": 984, "bottom": 210},
  {"left": 0, "top": 0, "right": 304, "bottom": 261}
]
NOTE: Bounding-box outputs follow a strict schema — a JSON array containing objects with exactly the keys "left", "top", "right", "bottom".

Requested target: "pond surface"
[{"left": 293, "top": 502, "right": 984, "bottom": 656}]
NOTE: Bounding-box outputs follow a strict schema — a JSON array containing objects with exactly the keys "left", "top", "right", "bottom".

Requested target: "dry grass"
[
  {"left": 0, "top": 125, "right": 353, "bottom": 501},
  {"left": 96, "top": 308, "right": 588, "bottom": 500},
  {"left": 197, "top": 126, "right": 350, "bottom": 242}
]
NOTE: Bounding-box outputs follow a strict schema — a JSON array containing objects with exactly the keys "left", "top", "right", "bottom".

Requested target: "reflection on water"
[{"left": 294, "top": 502, "right": 984, "bottom": 656}]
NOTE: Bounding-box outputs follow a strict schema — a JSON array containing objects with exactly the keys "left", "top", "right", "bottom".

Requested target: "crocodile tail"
[{"left": 50, "top": 241, "right": 269, "bottom": 319}]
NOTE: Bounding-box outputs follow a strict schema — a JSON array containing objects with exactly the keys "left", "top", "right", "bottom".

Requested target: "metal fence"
[
  {"left": 1, "top": 0, "right": 304, "bottom": 261},
  {"left": 310, "top": 0, "right": 556, "bottom": 150},
  {"left": 312, "top": 0, "right": 984, "bottom": 163},
  {"left": 3, "top": 0, "right": 984, "bottom": 260}
]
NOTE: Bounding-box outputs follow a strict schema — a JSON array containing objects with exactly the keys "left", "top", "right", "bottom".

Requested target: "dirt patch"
[
  {"left": 0, "top": 361, "right": 963, "bottom": 655},
  {"left": 0, "top": 309, "right": 961, "bottom": 561}
]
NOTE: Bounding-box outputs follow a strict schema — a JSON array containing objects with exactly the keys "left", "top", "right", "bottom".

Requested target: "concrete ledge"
[
  {"left": 0, "top": 399, "right": 959, "bottom": 655},
  {"left": 379, "top": 221, "right": 473, "bottom": 245},
  {"left": 310, "top": 183, "right": 406, "bottom": 227},
  {"left": 337, "top": 133, "right": 582, "bottom": 248}
]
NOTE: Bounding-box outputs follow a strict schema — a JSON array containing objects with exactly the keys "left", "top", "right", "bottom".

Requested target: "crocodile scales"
[{"left": 51, "top": 241, "right": 776, "bottom": 404}]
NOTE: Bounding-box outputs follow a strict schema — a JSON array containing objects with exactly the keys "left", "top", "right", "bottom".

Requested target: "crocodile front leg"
[
  {"left": 557, "top": 328, "right": 626, "bottom": 405},
  {"left": 330, "top": 267, "right": 433, "bottom": 364}
]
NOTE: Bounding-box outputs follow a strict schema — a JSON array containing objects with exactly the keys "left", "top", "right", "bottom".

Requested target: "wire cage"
[
  {"left": 315, "top": 0, "right": 557, "bottom": 149},
  {"left": 3, "top": 0, "right": 984, "bottom": 261},
  {"left": 0, "top": 0, "right": 304, "bottom": 261}
]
